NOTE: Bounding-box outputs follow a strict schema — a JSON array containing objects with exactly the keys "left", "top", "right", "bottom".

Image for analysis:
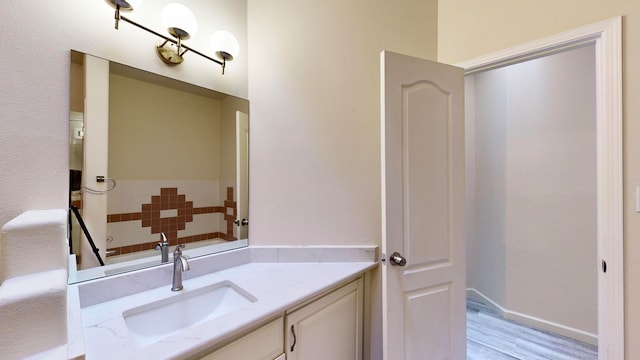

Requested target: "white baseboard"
[{"left": 466, "top": 288, "right": 598, "bottom": 346}]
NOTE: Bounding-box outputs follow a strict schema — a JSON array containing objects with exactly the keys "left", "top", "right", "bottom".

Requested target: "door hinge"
[{"left": 602, "top": 259, "right": 607, "bottom": 273}]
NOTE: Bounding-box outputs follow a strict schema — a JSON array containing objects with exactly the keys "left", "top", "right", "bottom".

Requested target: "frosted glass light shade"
[
  {"left": 161, "top": 3, "right": 198, "bottom": 39},
  {"left": 211, "top": 31, "right": 239, "bottom": 61}
]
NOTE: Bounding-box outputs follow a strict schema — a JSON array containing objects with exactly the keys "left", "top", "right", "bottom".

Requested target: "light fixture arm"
[
  {"left": 114, "top": 4, "right": 121, "bottom": 29},
  {"left": 113, "top": 11, "right": 228, "bottom": 74},
  {"left": 176, "top": 36, "right": 183, "bottom": 57}
]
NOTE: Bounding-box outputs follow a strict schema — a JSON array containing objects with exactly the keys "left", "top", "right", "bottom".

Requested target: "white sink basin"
[{"left": 123, "top": 281, "right": 256, "bottom": 348}]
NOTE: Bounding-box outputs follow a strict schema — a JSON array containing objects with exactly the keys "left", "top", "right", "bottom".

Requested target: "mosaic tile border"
[{"left": 106, "top": 186, "right": 237, "bottom": 257}]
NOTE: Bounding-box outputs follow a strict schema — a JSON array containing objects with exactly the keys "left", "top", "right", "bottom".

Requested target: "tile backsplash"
[{"left": 105, "top": 182, "right": 237, "bottom": 257}]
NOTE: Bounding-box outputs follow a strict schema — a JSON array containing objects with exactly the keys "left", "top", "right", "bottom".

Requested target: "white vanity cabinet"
[
  {"left": 200, "top": 277, "right": 364, "bottom": 360},
  {"left": 199, "top": 317, "right": 285, "bottom": 360},
  {"left": 285, "top": 278, "right": 364, "bottom": 360}
]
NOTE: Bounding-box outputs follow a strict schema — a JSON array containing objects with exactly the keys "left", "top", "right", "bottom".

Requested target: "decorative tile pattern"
[
  {"left": 140, "top": 187, "right": 193, "bottom": 240},
  {"left": 224, "top": 187, "right": 237, "bottom": 237},
  {"left": 106, "top": 186, "right": 237, "bottom": 257}
]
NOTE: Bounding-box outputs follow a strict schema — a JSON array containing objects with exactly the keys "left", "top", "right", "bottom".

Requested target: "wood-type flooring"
[{"left": 467, "top": 296, "right": 598, "bottom": 360}]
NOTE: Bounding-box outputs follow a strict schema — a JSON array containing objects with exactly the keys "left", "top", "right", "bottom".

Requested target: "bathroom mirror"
[{"left": 68, "top": 50, "right": 249, "bottom": 283}]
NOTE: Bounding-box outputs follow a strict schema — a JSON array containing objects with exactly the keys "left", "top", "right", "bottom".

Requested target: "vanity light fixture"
[{"left": 106, "top": 0, "right": 238, "bottom": 74}]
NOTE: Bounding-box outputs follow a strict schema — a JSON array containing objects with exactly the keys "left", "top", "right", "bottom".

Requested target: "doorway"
[
  {"left": 457, "top": 17, "right": 623, "bottom": 359},
  {"left": 465, "top": 43, "right": 597, "bottom": 357}
]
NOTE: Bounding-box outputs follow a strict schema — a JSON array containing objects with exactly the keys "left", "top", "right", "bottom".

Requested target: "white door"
[
  {"left": 381, "top": 50, "right": 466, "bottom": 360},
  {"left": 81, "top": 53, "right": 110, "bottom": 269},
  {"left": 236, "top": 111, "right": 249, "bottom": 239}
]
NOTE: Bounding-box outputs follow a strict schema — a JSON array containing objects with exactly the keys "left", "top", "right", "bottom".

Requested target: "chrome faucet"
[
  {"left": 155, "top": 232, "right": 170, "bottom": 263},
  {"left": 171, "top": 244, "right": 190, "bottom": 291}
]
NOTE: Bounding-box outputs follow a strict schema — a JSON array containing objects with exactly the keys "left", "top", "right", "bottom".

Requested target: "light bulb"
[
  {"left": 211, "top": 31, "right": 239, "bottom": 61},
  {"left": 161, "top": 3, "right": 198, "bottom": 39}
]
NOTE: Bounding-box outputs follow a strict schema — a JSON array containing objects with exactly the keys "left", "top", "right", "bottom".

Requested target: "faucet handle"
[
  {"left": 160, "top": 232, "right": 169, "bottom": 245},
  {"left": 173, "top": 244, "right": 185, "bottom": 255}
]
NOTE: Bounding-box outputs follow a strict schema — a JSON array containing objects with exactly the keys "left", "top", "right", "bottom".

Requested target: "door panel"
[
  {"left": 404, "top": 82, "right": 451, "bottom": 267},
  {"left": 381, "top": 50, "right": 465, "bottom": 360},
  {"left": 405, "top": 284, "right": 451, "bottom": 359}
]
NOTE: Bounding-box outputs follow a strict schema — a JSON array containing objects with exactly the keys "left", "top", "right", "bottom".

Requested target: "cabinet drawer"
[{"left": 199, "top": 317, "right": 284, "bottom": 360}]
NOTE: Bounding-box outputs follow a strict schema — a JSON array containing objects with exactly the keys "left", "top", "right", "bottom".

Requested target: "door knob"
[{"left": 390, "top": 251, "right": 407, "bottom": 266}]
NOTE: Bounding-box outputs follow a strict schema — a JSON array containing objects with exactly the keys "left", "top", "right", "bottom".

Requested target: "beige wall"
[
  {"left": 468, "top": 45, "right": 597, "bottom": 338},
  {"left": 69, "top": 62, "right": 84, "bottom": 113},
  {"left": 439, "top": 1, "right": 639, "bottom": 356},
  {"left": 466, "top": 71, "right": 509, "bottom": 307},
  {"left": 247, "top": 0, "right": 437, "bottom": 246},
  {"left": 109, "top": 73, "right": 222, "bottom": 180},
  {"left": 505, "top": 45, "right": 597, "bottom": 336}
]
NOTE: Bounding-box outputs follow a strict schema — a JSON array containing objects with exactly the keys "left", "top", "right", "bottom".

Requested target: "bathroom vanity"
[
  {"left": 201, "top": 277, "right": 363, "bottom": 360},
  {"left": 71, "top": 246, "right": 377, "bottom": 359}
]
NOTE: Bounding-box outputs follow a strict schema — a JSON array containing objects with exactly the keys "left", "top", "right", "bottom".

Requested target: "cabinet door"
[
  {"left": 199, "top": 317, "right": 284, "bottom": 360},
  {"left": 286, "top": 278, "right": 363, "bottom": 360}
]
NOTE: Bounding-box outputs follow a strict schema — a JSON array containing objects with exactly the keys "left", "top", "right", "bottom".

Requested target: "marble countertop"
[{"left": 73, "top": 246, "right": 378, "bottom": 360}]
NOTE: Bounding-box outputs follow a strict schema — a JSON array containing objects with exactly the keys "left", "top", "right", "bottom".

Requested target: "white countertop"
[{"left": 74, "top": 246, "right": 378, "bottom": 360}]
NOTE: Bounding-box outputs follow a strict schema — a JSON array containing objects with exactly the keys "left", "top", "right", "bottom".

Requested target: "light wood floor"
[{"left": 467, "top": 296, "right": 598, "bottom": 360}]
